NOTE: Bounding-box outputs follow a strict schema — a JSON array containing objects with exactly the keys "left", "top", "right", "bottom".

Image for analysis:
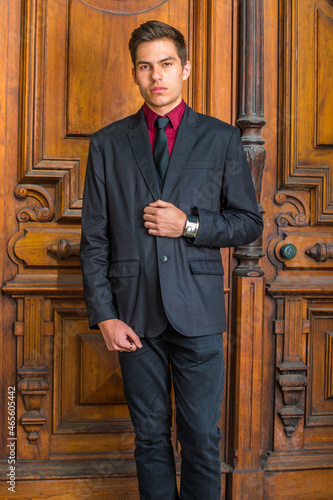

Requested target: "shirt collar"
[{"left": 143, "top": 99, "right": 185, "bottom": 132}]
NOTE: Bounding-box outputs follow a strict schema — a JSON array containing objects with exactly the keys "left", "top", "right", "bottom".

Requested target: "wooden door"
[
  {"left": 263, "top": 0, "right": 333, "bottom": 497},
  {"left": 1, "top": 0, "right": 333, "bottom": 498},
  {"left": 0, "top": 1, "right": 236, "bottom": 498}
]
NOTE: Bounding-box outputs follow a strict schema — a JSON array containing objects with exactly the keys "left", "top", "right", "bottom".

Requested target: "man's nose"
[{"left": 151, "top": 66, "right": 162, "bottom": 81}]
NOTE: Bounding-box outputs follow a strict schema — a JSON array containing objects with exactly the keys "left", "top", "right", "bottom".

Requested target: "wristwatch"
[{"left": 183, "top": 215, "right": 199, "bottom": 238}]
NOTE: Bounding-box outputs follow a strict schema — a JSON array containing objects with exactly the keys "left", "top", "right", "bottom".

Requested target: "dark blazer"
[{"left": 80, "top": 104, "right": 263, "bottom": 337}]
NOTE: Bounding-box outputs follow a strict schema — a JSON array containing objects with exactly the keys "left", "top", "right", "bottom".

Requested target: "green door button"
[{"left": 280, "top": 244, "right": 297, "bottom": 260}]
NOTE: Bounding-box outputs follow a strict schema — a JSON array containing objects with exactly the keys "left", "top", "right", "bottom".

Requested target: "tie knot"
[{"left": 155, "top": 117, "right": 169, "bottom": 130}]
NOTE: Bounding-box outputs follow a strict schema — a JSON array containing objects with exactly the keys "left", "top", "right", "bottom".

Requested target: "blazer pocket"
[
  {"left": 189, "top": 259, "right": 224, "bottom": 275},
  {"left": 185, "top": 160, "right": 214, "bottom": 169},
  {"left": 108, "top": 260, "right": 139, "bottom": 277}
]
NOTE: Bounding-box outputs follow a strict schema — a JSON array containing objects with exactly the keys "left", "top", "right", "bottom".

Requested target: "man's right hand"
[{"left": 98, "top": 319, "right": 142, "bottom": 352}]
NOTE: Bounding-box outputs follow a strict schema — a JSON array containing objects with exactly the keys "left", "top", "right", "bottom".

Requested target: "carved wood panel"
[
  {"left": 49, "top": 307, "right": 135, "bottom": 456},
  {"left": 279, "top": 0, "right": 333, "bottom": 224}
]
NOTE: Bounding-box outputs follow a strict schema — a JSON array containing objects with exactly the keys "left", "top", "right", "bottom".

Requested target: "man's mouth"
[{"left": 151, "top": 87, "right": 167, "bottom": 93}]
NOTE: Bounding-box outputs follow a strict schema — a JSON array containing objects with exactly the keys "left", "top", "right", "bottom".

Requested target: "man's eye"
[
  {"left": 140, "top": 65, "right": 149, "bottom": 70},
  {"left": 163, "top": 62, "right": 171, "bottom": 67}
]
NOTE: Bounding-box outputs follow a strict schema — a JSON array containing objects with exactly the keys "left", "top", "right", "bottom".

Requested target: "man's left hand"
[{"left": 143, "top": 200, "right": 186, "bottom": 238}]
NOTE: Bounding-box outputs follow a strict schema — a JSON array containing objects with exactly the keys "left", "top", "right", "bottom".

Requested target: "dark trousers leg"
[
  {"left": 168, "top": 330, "right": 224, "bottom": 500},
  {"left": 118, "top": 337, "right": 179, "bottom": 500},
  {"left": 118, "top": 329, "right": 224, "bottom": 500}
]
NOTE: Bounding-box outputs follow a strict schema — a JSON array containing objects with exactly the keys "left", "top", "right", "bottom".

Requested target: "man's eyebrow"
[
  {"left": 136, "top": 60, "right": 151, "bottom": 66},
  {"left": 136, "top": 57, "right": 177, "bottom": 66},
  {"left": 159, "top": 57, "right": 177, "bottom": 63}
]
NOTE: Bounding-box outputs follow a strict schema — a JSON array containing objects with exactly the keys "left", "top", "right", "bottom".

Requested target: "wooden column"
[{"left": 228, "top": 0, "right": 266, "bottom": 498}]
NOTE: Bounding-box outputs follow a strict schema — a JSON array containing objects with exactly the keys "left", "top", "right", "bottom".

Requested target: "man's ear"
[
  {"left": 182, "top": 60, "right": 191, "bottom": 82},
  {"left": 132, "top": 67, "right": 138, "bottom": 85}
]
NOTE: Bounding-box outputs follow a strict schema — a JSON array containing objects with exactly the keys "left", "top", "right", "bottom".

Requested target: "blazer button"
[{"left": 160, "top": 255, "right": 168, "bottom": 263}]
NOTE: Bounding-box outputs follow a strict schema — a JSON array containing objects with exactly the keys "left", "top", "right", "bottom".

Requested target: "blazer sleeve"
[
  {"left": 80, "top": 134, "right": 118, "bottom": 329},
  {"left": 192, "top": 127, "right": 263, "bottom": 248}
]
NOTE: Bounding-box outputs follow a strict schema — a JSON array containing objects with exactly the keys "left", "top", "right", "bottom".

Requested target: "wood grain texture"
[
  {"left": 0, "top": 477, "right": 140, "bottom": 500},
  {"left": 265, "top": 469, "right": 333, "bottom": 499}
]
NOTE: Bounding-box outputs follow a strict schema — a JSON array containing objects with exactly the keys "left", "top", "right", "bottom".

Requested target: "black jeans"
[{"left": 118, "top": 324, "right": 224, "bottom": 500}]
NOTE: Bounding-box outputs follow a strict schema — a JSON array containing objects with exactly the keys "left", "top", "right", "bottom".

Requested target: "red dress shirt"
[{"left": 142, "top": 100, "right": 186, "bottom": 157}]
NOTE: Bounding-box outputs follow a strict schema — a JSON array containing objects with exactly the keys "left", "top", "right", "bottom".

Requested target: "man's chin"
[{"left": 147, "top": 96, "right": 168, "bottom": 106}]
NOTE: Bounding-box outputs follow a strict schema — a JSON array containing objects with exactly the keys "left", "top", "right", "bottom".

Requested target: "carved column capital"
[
  {"left": 18, "top": 365, "right": 50, "bottom": 444},
  {"left": 277, "top": 368, "right": 308, "bottom": 438}
]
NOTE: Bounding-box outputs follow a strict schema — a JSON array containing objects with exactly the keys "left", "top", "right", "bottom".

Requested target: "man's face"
[{"left": 132, "top": 38, "right": 191, "bottom": 116}]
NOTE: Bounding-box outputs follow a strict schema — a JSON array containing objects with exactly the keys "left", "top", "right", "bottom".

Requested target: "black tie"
[{"left": 154, "top": 117, "right": 170, "bottom": 184}]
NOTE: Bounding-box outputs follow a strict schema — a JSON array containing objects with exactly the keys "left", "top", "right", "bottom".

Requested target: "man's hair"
[{"left": 129, "top": 20, "right": 187, "bottom": 68}]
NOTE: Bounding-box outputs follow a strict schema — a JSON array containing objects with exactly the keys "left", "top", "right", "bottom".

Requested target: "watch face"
[
  {"left": 183, "top": 216, "right": 199, "bottom": 238},
  {"left": 183, "top": 222, "right": 197, "bottom": 237}
]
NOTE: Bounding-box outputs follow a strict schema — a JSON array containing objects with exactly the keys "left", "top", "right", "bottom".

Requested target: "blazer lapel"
[
  {"left": 128, "top": 109, "right": 161, "bottom": 200},
  {"left": 161, "top": 105, "right": 199, "bottom": 200}
]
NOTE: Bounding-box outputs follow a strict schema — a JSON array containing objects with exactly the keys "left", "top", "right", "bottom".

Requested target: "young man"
[{"left": 80, "top": 20, "right": 263, "bottom": 500}]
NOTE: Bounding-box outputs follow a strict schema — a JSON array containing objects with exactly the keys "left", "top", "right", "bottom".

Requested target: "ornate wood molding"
[
  {"left": 18, "top": 365, "right": 50, "bottom": 444},
  {"left": 3, "top": 275, "right": 83, "bottom": 296},
  {"left": 13, "top": 296, "right": 52, "bottom": 444},
  {"left": 20, "top": 161, "right": 82, "bottom": 221},
  {"left": 277, "top": 370, "right": 308, "bottom": 437},
  {"left": 274, "top": 191, "right": 310, "bottom": 227},
  {"left": 7, "top": 229, "right": 81, "bottom": 270},
  {"left": 268, "top": 232, "right": 333, "bottom": 271},
  {"left": 14, "top": 184, "right": 55, "bottom": 222},
  {"left": 273, "top": 297, "right": 309, "bottom": 439}
]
